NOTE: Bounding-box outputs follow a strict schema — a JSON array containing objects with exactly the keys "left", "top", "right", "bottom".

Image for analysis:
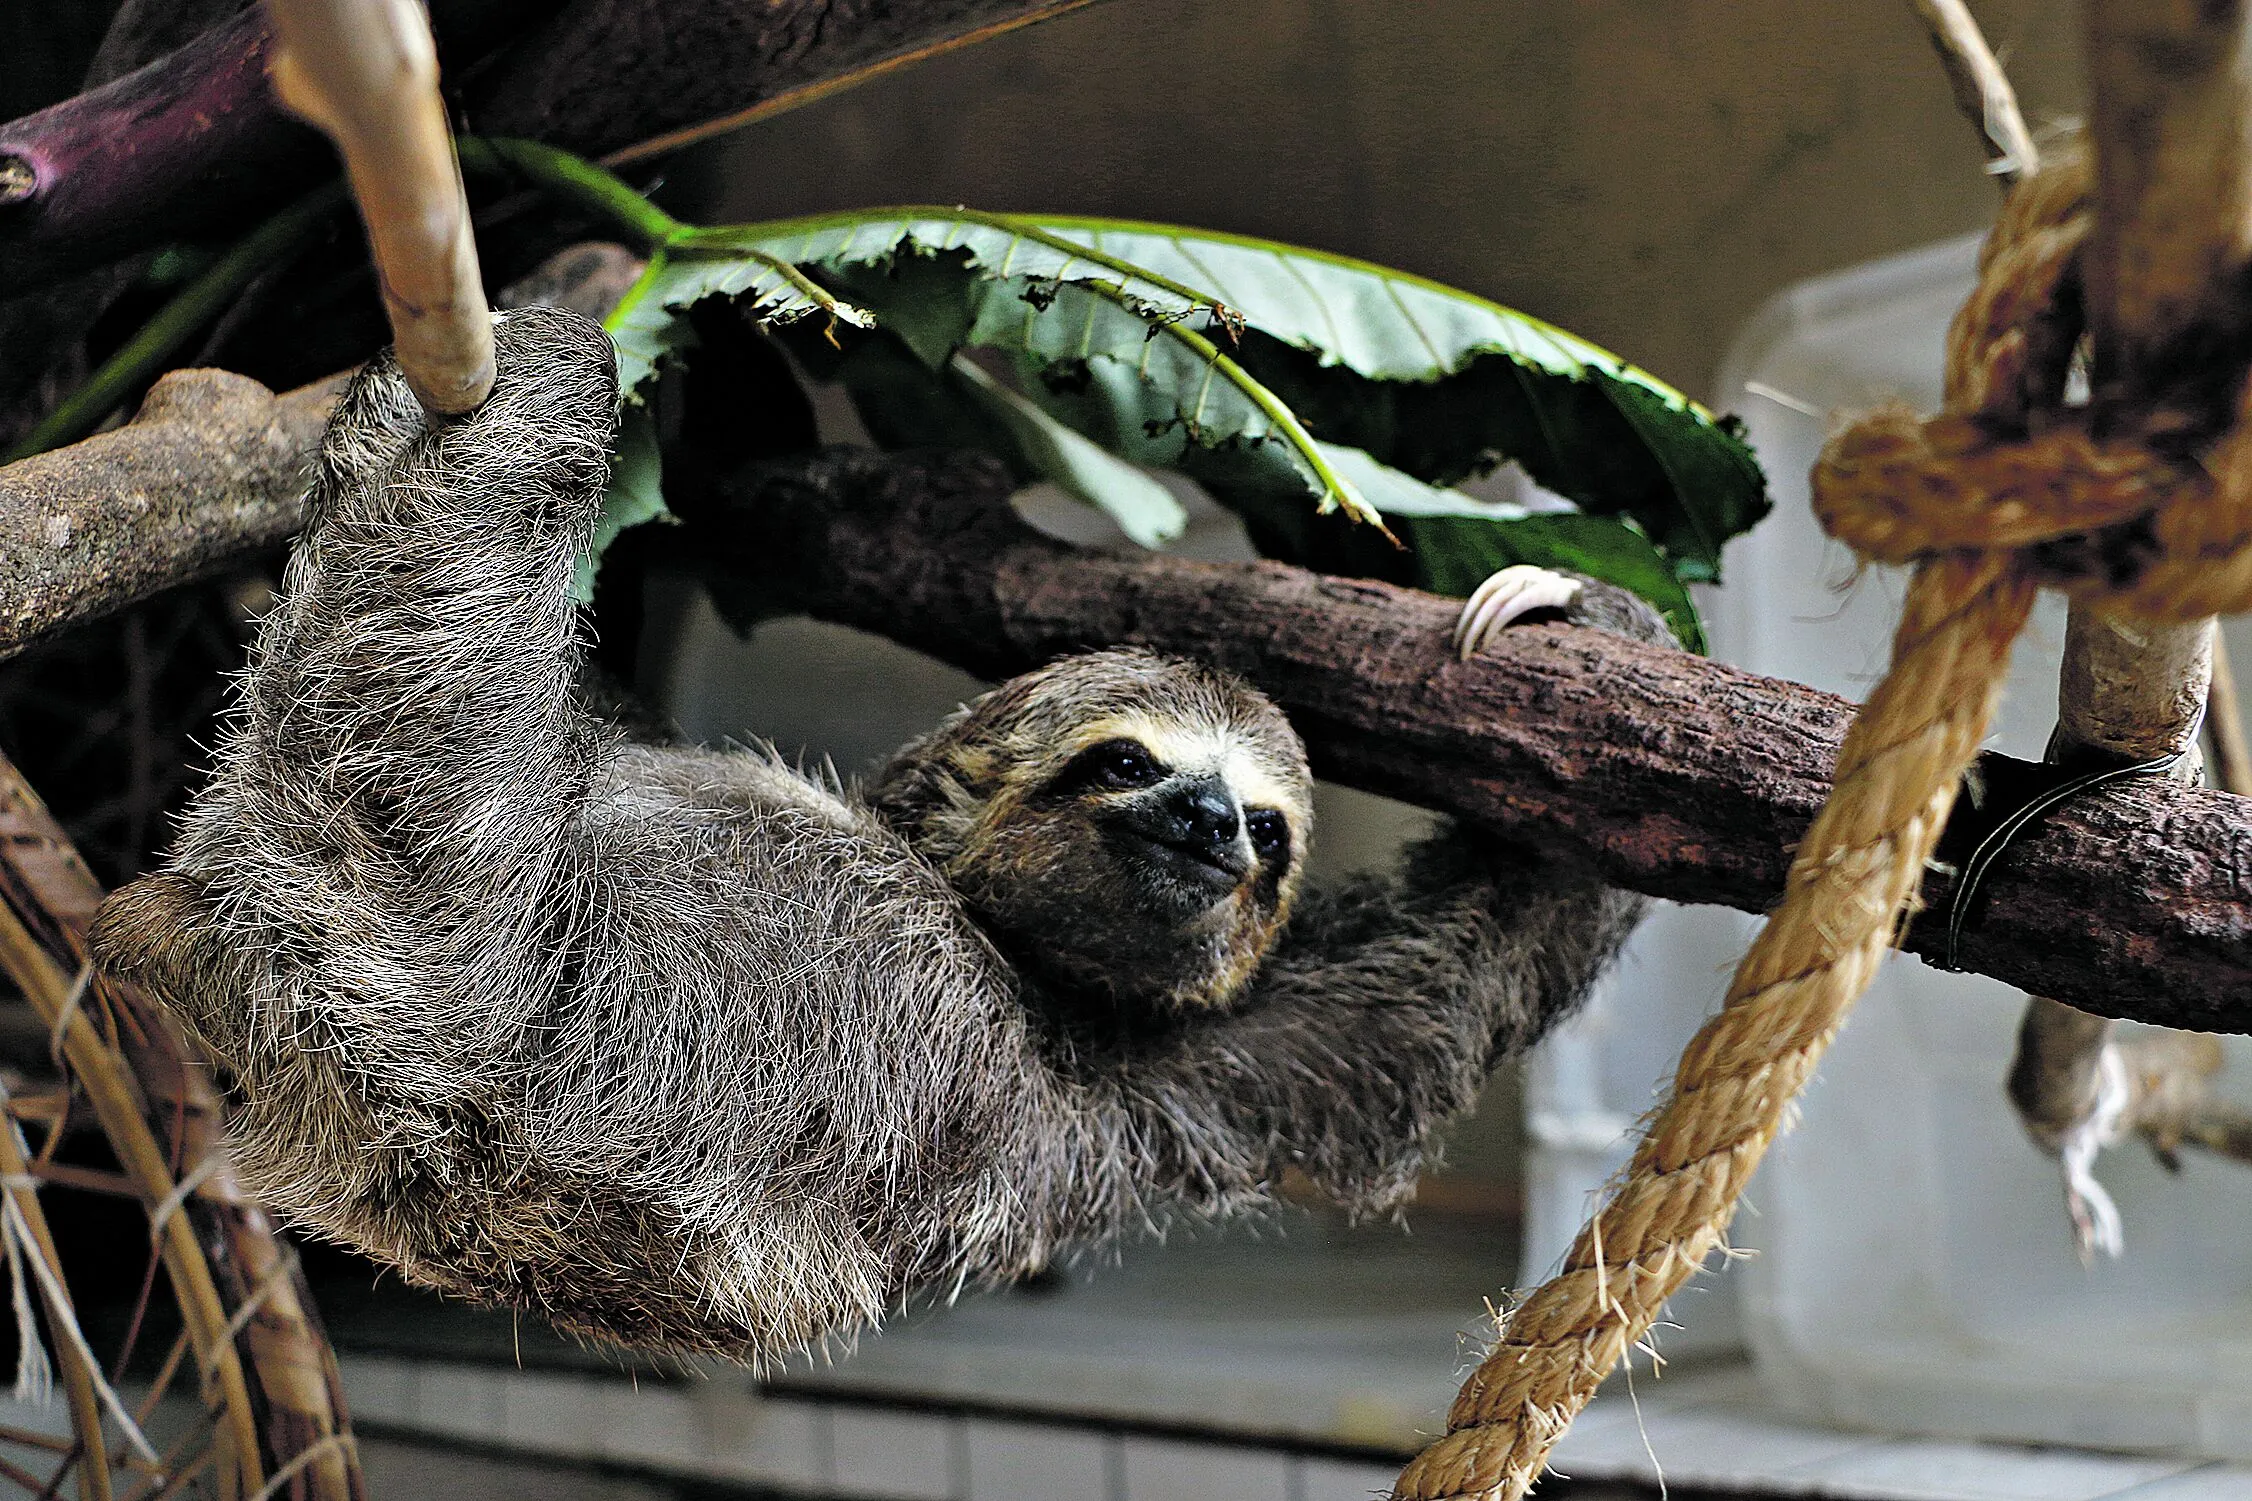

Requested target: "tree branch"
[
  {"left": 0, "top": 9, "right": 322, "bottom": 295},
  {"left": 2, "top": 399, "right": 2247, "bottom": 1030},
  {"left": 0, "top": 367, "right": 338, "bottom": 656},
  {"left": 0, "top": 0, "right": 1111, "bottom": 293},
  {"left": 698, "top": 448, "right": 2252, "bottom": 1033},
  {"left": 268, "top": 0, "right": 495, "bottom": 413},
  {"left": 1908, "top": 0, "right": 2041, "bottom": 183}
]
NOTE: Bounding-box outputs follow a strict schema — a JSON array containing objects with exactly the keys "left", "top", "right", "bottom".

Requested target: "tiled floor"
[
  {"left": 312, "top": 1213, "right": 2252, "bottom": 1500},
  {"left": 335, "top": 1351, "right": 2252, "bottom": 1501},
  {"left": 340, "top": 1356, "right": 1401, "bottom": 1500}
]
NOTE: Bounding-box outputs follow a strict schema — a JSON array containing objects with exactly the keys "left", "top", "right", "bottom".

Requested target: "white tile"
[
  {"left": 496, "top": 1368, "right": 605, "bottom": 1460},
  {"left": 412, "top": 1362, "right": 503, "bottom": 1441},
  {"left": 357, "top": 1432, "right": 675, "bottom": 1500},
  {"left": 699, "top": 1390, "right": 828, "bottom": 1490},
  {"left": 1120, "top": 1437, "right": 1290, "bottom": 1501},
  {"left": 964, "top": 1417, "right": 1112, "bottom": 1500},
  {"left": 336, "top": 1355, "right": 414, "bottom": 1426},
  {"left": 1548, "top": 1402, "right": 1887, "bottom": 1487},
  {"left": 832, "top": 1406, "right": 962, "bottom": 1500},
  {"left": 1294, "top": 1455, "right": 1402, "bottom": 1501},
  {"left": 597, "top": 1380, "right": 702, "bottom": 1468},
  {"left": 1785, "top": 1438, "right": 2193, "bottom": 1501},
  {"left": 2106, "top": 1464, "right": 2252, "bottom": 1500}
]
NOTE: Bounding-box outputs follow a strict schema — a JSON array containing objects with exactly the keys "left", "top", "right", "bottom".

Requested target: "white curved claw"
[{"left": 1453, "top": 565, "right": 1584, "bottom": 661}]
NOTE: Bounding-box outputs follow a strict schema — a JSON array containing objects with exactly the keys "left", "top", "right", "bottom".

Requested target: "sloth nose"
[{"left": 1158, "top": 777, "right": 1251, "bottom": 875}]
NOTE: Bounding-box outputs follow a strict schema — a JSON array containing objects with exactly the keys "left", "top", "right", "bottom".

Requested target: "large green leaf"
[
  {"left": 471, "top": 133, "right": 1761, "bottom": 643},
  {"left": 1013, "top": 219, "right": 1765, "bottom": 578},
  {"left": 789, "top": 327, "right": 1188, "bottom": 549},
  {"left": 610, "top": 215, "right": 1379, "bottom": 530},
  {"left": 947, "top": 356, "right": 1188, "bottom": 549},
  {"left": 475, "top": 138, "right": 1766, "bottom": 614},
  {"left": 670, "top": 209, "right": 1764, "bottom": 578},
  {"left": 604, "top": 242, "right": 873, "bottom": 400}
]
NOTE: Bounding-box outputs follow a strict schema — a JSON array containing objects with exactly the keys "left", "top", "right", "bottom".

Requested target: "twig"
[
  {"left": 0, "top": 1450, "right": 51, "bottom": 1493},
  {"left": 266, "top": 0, "right": 492, "bottom": 414},
  {"left": 1908, "top": 0, "right": 2041, "bottom": 184}
]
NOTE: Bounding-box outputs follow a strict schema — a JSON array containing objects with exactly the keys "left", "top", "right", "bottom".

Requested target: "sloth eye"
[
  {"left": 1059, "top": 738, "right": 1166, "bottom": 794},
  {"left": 1246, "top": 808, "right": 1290, "bottom": 863}
]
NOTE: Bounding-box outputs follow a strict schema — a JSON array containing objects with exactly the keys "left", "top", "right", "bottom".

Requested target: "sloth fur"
[{"left": 94, "top": 305, "right": 1657, "bottom": 1361}]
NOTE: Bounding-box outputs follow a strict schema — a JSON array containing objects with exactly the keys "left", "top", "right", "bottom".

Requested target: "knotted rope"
[{"left": 1394, "top": 142, "right": 2252, "bottom": 1501}]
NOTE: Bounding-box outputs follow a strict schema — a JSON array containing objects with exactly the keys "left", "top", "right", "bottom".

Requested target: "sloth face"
[{"left": 869, "top": 650, "right": 1312, "bottom": 1013}]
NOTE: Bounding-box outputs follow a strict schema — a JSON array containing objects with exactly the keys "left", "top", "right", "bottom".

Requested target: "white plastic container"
[{"left": 1700, "top": 235, "right": 2252, "bottom": 1457}]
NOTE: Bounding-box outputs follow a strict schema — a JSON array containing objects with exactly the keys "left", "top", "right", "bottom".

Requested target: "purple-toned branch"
[
  {"left": 0, "top": 11, "right": 322, "bottom": 294},
  {"left": 0, "top": 0, "right": 1111, "bottom": 294}
]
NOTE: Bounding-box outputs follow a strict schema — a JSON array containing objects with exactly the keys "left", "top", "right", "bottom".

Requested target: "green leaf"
[
  {"left": 947, "top": 356, "right": 1187, "bottom": 549},
  {"left": 530, "top": 157, "right": 1759, "bottom": 630},
  {"left": 796, "top": 325, "right": 1190, "bottom": 549},
  {"left": 702, "top": 208, "right": 1759, "bottom": 576},
  {"left": 605, "top": 243, "right": 875, "bottom": 401},
  {"left": 574, "top": 398, "right": 668, "bottom": 604},
  {"left": 1012, "top": 218, "right": 1765, "bottom": 578},
  {"left": 661, "top": 213, "right": 1384, "bottom": 529}
]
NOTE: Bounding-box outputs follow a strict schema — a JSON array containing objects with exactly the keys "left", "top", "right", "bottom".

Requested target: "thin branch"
[
  {"left": 1907, "top": 0, "right": 2041, "bottom": 184},
  {"left": 267, "top": 0, "right": 492, "bottom": 413}
]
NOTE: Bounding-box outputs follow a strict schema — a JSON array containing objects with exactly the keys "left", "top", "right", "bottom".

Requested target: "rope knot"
[{"left": 1812, "top": 144, "right": 2252, "bottom": 622}]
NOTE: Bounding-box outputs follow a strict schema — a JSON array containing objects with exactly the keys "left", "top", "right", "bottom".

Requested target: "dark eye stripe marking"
[
  {"left": 1246, "top": 808, "right": 1290, "bottom": 864},
  {"left": 1048, "top": 738, "right": 1169, "bottom": 798}
]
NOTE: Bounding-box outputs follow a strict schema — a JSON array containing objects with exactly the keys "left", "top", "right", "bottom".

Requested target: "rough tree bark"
[
  {"left": 2, "top": 382, "right": 2248, "bottom": 1026},
  {"left": 0, "top": 367, "right": 339, "bottom": 656},
  {"left": 0, "top": 0, "right": 1111, "bottom": 294},
  {"left": 4, "top": 371, "right": 2248, "bottom": 1026}
]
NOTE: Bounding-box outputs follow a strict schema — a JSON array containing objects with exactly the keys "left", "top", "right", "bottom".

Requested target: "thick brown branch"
[
  {"left": 2, "top": 403, "right": 2247, "bottom": 1030},
  {"left": 0, "top": 368, "right": 339, "bottom": 657},
  {"left": 701, "top": 449, "right": 2252, "bottom": 1033}
]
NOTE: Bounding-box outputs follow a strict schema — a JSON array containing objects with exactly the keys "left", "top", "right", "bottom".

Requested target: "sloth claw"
[{"left": 1452, "top": 565, "right": 1585, "bottom": 661}]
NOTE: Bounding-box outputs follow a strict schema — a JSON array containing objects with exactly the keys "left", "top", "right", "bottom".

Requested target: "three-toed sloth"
[{"left": 94, "top": 306, "right": 1663, "bottom": 1361}]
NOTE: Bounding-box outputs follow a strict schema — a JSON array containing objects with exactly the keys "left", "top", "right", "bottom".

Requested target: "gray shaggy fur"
[{"left": 94, "top": 305, "right": 1653, "bottom": 1361}]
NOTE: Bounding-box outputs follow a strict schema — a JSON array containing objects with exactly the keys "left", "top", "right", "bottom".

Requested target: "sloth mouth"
[{"left": 1117, "top": 830, "right": 1252, "bottom": 901}]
